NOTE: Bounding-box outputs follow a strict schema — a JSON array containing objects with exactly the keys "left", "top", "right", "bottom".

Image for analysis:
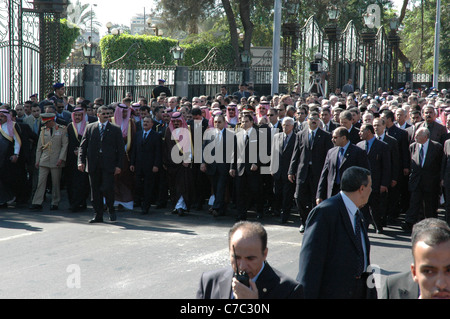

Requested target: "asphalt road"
[{"left": 0, "top": 197, "right": 417, "bottom": 299}]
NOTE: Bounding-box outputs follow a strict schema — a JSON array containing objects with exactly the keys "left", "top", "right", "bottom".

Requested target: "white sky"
[
  {"left": 80, "top": 0, "right": 406, "bottom": 36},
  {"left": 79, "top": 0, "right": 157, "bottom": 35}
]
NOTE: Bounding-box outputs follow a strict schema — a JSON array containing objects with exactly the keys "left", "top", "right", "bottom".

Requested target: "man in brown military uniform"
[{"left": 30, "top": 113, "right": 68, "bottom": 210}]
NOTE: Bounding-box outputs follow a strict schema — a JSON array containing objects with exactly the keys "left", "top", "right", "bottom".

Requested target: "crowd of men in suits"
[{"left": 0, "top": 82, "right": 449, "bottom": 231}]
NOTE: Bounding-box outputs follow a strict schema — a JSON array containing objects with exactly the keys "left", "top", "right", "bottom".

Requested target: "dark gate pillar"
[
  {"left": 33, "top": 1, "right": 68, "bottom": 100},
  {"left": 361, "top": 31, "right": 377, "bottom": 94},
  {"left": 324, "top": 25, "right": 340, "bottom": 96}
]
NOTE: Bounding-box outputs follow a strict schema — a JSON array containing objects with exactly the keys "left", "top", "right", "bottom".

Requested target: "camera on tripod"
[
  {"left": 308, "top": 52, "right": 325, "bottom": 96},
  {"left": 309, "top": 52, "right": 323, "bottom": 73}
]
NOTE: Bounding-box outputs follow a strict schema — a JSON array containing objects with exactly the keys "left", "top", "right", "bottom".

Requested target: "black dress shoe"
[
  {"left": 88, "top": 218, "right": 103, "bottom": 223},
  {"left": 29, "top": 204, "right": 42, "bottom": 210},
  {"left": 401, "top": 221, "right": 413, "bottom": 233},
  {"left": 109, "top": 212, "right": 117, "bottom": 222},
  {"left": 177, "top": 208, "right": 186, "bottom": 216},
  {"left": 50, "top": 205, "right": 58, "bottom": 211}
]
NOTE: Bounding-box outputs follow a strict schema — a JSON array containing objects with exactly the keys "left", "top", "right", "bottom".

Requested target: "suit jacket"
[
  {"left": 380, "top": 271, "right": 419, "bottom": 299},
  {"left": 231, "top": 127, "right": 261, "bottom": 176},
  {"left": 270, "top": 131, "right": 296, "bottom": 180},
  {"left": 78, "top": 121, "right": 125, "bottom": 174},
  {"left": 348, "top": 125, "right": 361, "bottom": 145},
  {"left": 323, "top": 120, "right": 339, "bottom": 133},
  {"left": 357, "top": 138, "right": 391, "bottom": 191},
  {"left": 415, "top": 121, "right": 448, "bottom": 145},
  {"left": 380, "top": 134, "right": 400, "bottom": 183},
  {"left": 386, "top": 124, "right": 410, "bottom": 170},
  {"left": 409, "top": 140, "right": 443, "bottom": 192},
  {"left": 202, "top": 128, "right": 233, "bottom": 176},
  {"left": 441, "top": 139, "right": 450, "bottom": 188},
  {"left": 130, "top": 129, "right": 162, "bottom": 175},
  {"left": 317, "top": 143, "right": 370, "bottom": 200},
  {"left": 196, "top": 262, "right": 303, "bottom": 299},
  {"left": 297, "top": 193, "right": 377, "bottom": 299},
  {"left": 288, "top": 128, "right": 333, "bottom": 187}
]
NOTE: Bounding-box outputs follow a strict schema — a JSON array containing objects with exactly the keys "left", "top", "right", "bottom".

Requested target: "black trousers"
[
  {"left": 135, "top": 170, "right": 156, "bottom": 210},
  {"left": 89, "top": 167, "right": 115, "bottom": 219},
  {"left": 211, "top": 172, "right": 229, "bottom": 214},
  {"left": 405, "top": 186, "right": 439, "bottom": 224},
  {"left": 235, "top": 170, "right": 262, "bottom": 218}
]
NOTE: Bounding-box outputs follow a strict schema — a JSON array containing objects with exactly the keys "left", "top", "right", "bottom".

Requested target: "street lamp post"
[
  {"left": 171, "top": 42, "right": 188, "bottom": 98},
  {"left": 433, "top": 0, "right": 441, "bottom": 89},
  {"left": 388, "top": 15, "right": 400, "bottom": 90},
  {"left": 324, "top": 4, "right": 340, "bottom": 95}
]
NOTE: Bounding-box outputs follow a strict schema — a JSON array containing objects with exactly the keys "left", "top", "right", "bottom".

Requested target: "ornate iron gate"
[{"left": 0, "top": 0, "right": 66, "bottom": 106}]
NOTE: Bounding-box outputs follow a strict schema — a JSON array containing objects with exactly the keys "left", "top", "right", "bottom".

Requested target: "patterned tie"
[
  {"left": 100, "top": 123, "right": 105, "bottom": 140},
  {"left": 354, "top": 209, "right": 365, "bottom": 275}
]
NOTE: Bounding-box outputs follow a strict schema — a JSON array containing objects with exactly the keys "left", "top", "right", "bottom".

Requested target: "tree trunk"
[
  {"left": 222, "top": 0, "right": 240, "bottom": 66},
  {"left": 239, "top": 0, "right": 254, "bottom": 55}
]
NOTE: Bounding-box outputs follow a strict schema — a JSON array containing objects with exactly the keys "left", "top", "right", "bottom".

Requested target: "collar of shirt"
[
  {"left": 420, "top": 139, "right": 430, "bottom": 154},
  {"left": 340, "top": 191, "right": 359, "bottom": 231},
  {"left": 341, "top": 141, "right": 351, "bottom": 153},
  {"left": 376, "top": 133, "right": 385, "bottom": 140},
  {"left": 366, "top": 136, "right": 376, "bottom": 150},
  {"left": 309, "top": 127, "right": 318, "bottom": 136},
  {"left": 252, "top": 262, "right": 266, "bottom": 283}
]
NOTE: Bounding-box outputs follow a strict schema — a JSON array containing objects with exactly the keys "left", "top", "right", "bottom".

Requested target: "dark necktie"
[
  {"left": 419, "top": 145, "right": 424, "bottom": 167},
  {"left": 354, "top": 210, "right": 365, "bottom": 275},
  {"left": 365, "top": 141, "right": 369, "bottom": 153},
  {"left": 144, "top": 131, "right": 148, "bottom": 140},
  {"left": 309, "top": 131, "right": 315, "bottom": 150},
  {"left": 283, "top": 134, "right": 288, "bottom": 150},
  {"left": 336, "top": 147, "right": 345, "bottom": 184}
]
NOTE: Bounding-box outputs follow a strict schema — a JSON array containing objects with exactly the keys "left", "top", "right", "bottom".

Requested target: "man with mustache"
[{"left": 414, "top": 105, "right": 447, "bottom": 146}]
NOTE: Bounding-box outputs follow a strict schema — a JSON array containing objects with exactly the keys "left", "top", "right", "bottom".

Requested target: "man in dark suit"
[
  {"left": 373, "top": 117, "right": 400, "bottom": 226},
  {"left": 316, "top": 127, "right": 370, "bottom": 202},
  {"left": 66, "top": 107, "right": 90, "bottom": 212},
  {"left": 288, "top": 111, "right": 333, "bottom": 231},
  {"left": 357, "top": 123, "right": 391, "bottom": 233},
  {"left": 78, "top": 106, "right": 125, "bottom": 223},
  {"left": 130, "top": 116, "right": 162, "bottom": 215},
  {"left": 297, "top": 166, "right": 377, "bottom": 299},
  {"left": 381, "top": 109, "right": 411, "bottom": 219},
  {"left": 200, "top": 114, "right": 232, "bottom": 217},
  {"left": 270, "top": 117, "right": 296, "bottom": 224},
  {"left": 229, "top": 114, "right": 263, "bottom": 220},
  {"left": 402, "top": 127, "right": 443, "bottom": 232},
  {"left": 320, "top": 107, "right": 338, "bottom": 133},
  {"left": 339, "top": 110, "right": 360, "bottom": 145},
  {"left": 441, "top": 139, "right": 450, "bottom": 226},
  {"left": 197, "top": 221, "right": 303, "bottom": 299}
]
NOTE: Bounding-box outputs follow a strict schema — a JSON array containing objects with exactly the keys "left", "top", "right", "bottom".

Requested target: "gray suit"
[{"left": 380, "top": 271, "right": 419, "bottom": 299}]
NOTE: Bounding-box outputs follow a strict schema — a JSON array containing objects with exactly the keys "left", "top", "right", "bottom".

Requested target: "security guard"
[{"left": 30, "top": 113, "right": 68, "bottom": 210}]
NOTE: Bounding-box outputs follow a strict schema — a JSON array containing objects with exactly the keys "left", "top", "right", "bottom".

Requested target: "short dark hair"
[
  {"left": 191, "top": 108, "right": 202, "bottom": 116},
  {"left": 411, "top": 218, "right": 450, "bottom": 259},
  {"left": 228, "top": 221, "right": 267, "bottom": 253},
  {"left": 341, "top": 166, "right": 371, "bottom": 192},
  {"left": 361, "top": 123, "right": 375, "bottom": 134}
]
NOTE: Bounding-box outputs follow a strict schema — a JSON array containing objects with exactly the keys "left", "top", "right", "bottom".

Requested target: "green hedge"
[
  {"left": 99, "top": 34, "right": 235, "bottom": 68},
  {"left": 60, "top": 18, "right": 81, "bottom": 63}
]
